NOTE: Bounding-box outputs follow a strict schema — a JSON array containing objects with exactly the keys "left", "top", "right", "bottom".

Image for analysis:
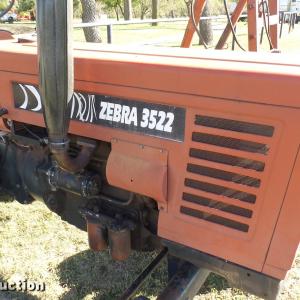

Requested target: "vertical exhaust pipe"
[{"left": 36, "top": 0, "right": 94, "bottom": 173}]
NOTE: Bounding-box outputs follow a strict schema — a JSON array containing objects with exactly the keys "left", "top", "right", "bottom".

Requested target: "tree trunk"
[
  {"left": 124, "top": 0, "right": 132, "bottom": 20},
  {"left": 152, "top": 0, "right": 159, "bottom": 26},
  {"left": 80, "top": 0, "right": 102, "bottom": 43},
  {"left": 114, "top": 7, "right": 119, "bottom": 21},
  {"left": 184, "top": 0, "right": 192, "bottom": 17},
  {"left": 199, "top": 0, "right": 213, "bottom": 46},
  {"left": 140, "top": 6, "right": 149, "bottom": 20}
]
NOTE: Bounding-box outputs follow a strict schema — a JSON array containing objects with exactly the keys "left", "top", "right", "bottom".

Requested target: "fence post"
[{"left": 107, "top": 24, "right": 113, "bottom": 44}]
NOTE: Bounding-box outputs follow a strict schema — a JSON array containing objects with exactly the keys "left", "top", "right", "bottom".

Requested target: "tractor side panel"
[
  {"left": 159, "top": 100, "right": 300, "bottom": 278},
  {"left": 0, "top": 45, "right": 300, "bottom": 279},
  {"left": 264, "top": 148, "right": 300, "bottom": 278}
]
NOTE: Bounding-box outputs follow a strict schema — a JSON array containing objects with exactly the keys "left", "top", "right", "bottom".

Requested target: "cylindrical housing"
[
  {"left": 87, "top": 222, "right": 108, "bottom": 251},
  {"left": 36, "top": 0, "right": 95, "bottom": 173},
  {"left": 108, "top": 228, "right": 131, "bottom": 261},
  {"left": 36, "top": 0, "right": 73, "bottom": 146},
  {"left": 49, "top": 167, "right": 101, "bottom": 197}
]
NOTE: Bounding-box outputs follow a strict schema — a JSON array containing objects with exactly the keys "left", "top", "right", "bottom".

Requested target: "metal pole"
[
  {"left": 260, "top": 26, "right": 264, "bottom": 44},
  {"left": 118, "top": 248, "right": 168, "bottom": 300},
  {"left": 232, "top": 25, "right": 236, "bottom": 50},
  {"left": 215, "top": 0, "right": 247, "bottom": 49},
  {"left": 279, "top": 12, "right": 284, "bottom": 38},
  {"left": 181, "top": 0, "right": 207, "bottom": 48},
  {"left": 247, "top": 0, "right": 259, "bottom": 51},
  {"left": 269, "top": 0, "right": 279, "bottom": 48},
  {"left": 157, "top": 262, "right": 210, "bottom": 300},
  {"left": 107, "top": 24, "right": 113, "bottom": 44}
]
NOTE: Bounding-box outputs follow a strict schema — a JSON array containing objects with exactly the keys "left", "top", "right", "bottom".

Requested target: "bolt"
[{"left": 6, "top": 120, "right": 12, "bottom": 128}]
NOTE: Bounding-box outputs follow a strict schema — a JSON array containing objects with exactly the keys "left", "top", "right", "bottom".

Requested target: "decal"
[{"left": 13, "top": 82, "right": 186, "bottom": 142}]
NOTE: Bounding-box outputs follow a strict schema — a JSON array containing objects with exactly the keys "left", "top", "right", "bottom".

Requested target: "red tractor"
[{"left": 0, "top": 0, "right": 299, "bottom": 299}]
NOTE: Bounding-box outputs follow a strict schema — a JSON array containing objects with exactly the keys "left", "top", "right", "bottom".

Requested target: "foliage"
[
  {"left": 133, "top": 0, "right": 151, "bottom": 19},
  {"left": 17, "top": 0, "right": 35, "bottom": 13},
  {"left": 13, "top": 0, "right": 85, "bottom": 18},
  {"left": 74, "top": 0, "right": 82, "bottom": 17},
  {"left": 101, "top": 0, "right": 124, "bottom": 20},
  {"left": 99, "top": 0, "right": 190, "bottom": 20},
  {"left": 7, "top": 0, "right": 225, "bottom": 21},
  {"left": 0, "top": 0, "right": 7, "bottom": 11}
]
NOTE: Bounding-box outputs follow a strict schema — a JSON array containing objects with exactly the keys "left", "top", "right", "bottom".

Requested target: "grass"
[
  {"left": 1, "top": 20, "right": 300, "bottom": 51},
  {"left": 0, "top": 200, "right": 298, "bottom": 300},
  {"left": 0, "top": 20, "right": 299, "bottom": 300}
]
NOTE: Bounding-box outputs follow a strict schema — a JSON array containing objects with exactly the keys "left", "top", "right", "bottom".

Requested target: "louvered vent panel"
[{"left": 181, "top": 115, "right": 275, "bottom": 233}]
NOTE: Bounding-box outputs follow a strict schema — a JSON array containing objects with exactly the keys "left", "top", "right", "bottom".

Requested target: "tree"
[
  {"left": 132, "top": 0, "right": 151, "bottom": 20},
  {"left": 0, "top": 0, "right": 7, "bottom": 11},
  {"left": 0, "top": 0, "right": 15, "bottom": 17},
  {"left": 183, "top": 0, "right": 192, "bottom": 17},
  {"left": 74, "top": 0, "right": 82, "bottom": 17},
  {"left": 102, "top": 0, "right": 124, "bottom": 20},
  {"left": 151, "top": 0, "right": 158, "bottom": 25},
  {"left": 17, "top": 0, "right": 35, "bottom": 13},
  {"left": 139, "top": 0, "right": 150, "bottom": 19},
  {"left": 80, "top": 0, "right": 102, "bottom": 42},
  {"left": 199, "top": 0, "right": 213, "bottom": 46},
  {"left": 124, "top": 0, "right": 132, "bottom": 20}
]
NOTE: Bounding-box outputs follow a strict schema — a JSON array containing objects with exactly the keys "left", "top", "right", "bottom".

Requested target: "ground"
[
  {"left": 1, "top": 19, "right": 300, "bottom": 51},
  {"left": 0, "top": 200, "right": 298, "bottom": 300},
  {"left": 0, "top": 19, "right": 299, "bottom": 300}
]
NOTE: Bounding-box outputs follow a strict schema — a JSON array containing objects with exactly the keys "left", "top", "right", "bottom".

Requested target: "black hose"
[
  {"left": 261, "top": 0, "right": 274, "bottom": 50},
  {"left": 223, "top": 0, "right": 246, "bottom": 51},
  {"left": 190, "top": 0, "right": 208, "bottom": 49}
]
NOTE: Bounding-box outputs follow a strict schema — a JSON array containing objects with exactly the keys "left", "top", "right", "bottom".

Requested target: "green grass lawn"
[{"left": 73, "top": 22, "right": 188, "bottom": 46}]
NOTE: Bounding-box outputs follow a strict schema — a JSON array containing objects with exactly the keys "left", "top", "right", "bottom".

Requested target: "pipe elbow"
[{"left": 51, "top": 141, "right": 96, "bottom": 173}]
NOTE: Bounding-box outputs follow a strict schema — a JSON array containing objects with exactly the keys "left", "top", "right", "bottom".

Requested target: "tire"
[{"left": 8, "top": 17, "right": 14, "bottom": 24}]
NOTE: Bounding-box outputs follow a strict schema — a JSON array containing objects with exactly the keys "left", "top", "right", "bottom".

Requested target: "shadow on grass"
[
  {"left": 0, "top": 275, "right": 39, "bottom": 300},
  {"left": 199, "top": 272, "right": 229, "bottom": 295},
  {"left": 57, "top": 249, "right": 167, "bottom": 300},
  {"left": 57, "top": 249, "right": 229, "bottom": 300}
]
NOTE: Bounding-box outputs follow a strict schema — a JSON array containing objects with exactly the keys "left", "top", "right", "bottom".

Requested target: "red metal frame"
[
  {"left": 181, "top": 0, "right": 207, "bottom": 48},
  {"left": 182, "top": 0, "right": 279, "bottom": 51}
]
